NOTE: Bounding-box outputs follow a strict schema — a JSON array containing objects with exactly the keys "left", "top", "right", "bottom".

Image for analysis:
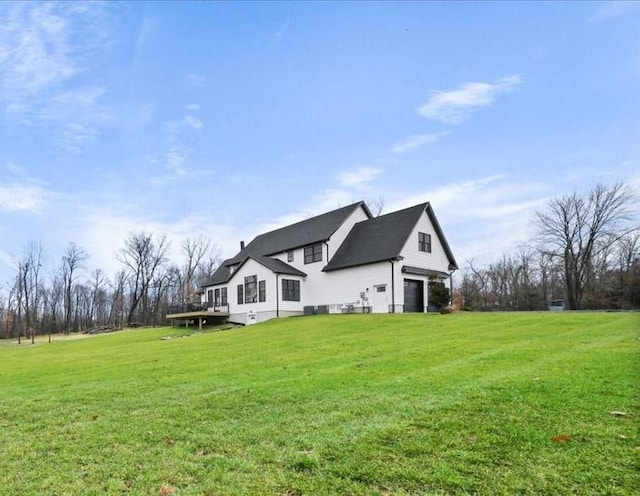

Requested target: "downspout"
[
  {"left": 276, "top": 273, "right": 280, "bottom": 318},
  {"left": 449, "top": 268, "right": 456, "bottom": 306},
  {"left": 389, "top": 260, "right": 395, "bottom": 313}
]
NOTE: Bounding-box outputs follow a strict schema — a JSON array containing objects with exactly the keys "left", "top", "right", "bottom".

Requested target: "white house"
[{"left": 201, "top": 201, "right": 458, "bottom": 325}]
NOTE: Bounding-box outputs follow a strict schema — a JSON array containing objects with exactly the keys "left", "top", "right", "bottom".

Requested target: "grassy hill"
[{"left": 0, "top": 313, "right": 638, "bottom": 495}]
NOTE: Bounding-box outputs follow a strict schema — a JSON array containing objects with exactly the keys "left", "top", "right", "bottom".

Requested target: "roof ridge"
[{"left": 253, "top": 201, "right": 364, "bottom": 238}]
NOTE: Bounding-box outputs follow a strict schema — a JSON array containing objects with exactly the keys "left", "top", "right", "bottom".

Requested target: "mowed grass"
[{"left": 0, "top": 313, "right": 638, "bottom": 495}]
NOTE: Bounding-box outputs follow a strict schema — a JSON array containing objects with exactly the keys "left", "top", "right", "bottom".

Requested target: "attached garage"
[{"left": 403, "top": 279, "right": 424, "bottom": 313}]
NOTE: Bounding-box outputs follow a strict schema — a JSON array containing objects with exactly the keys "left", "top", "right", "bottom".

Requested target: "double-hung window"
[
  {"left": 418, "top": 232, "right": 432, "bottom": 253},
  {"left": 304, "top": 243, "right": 323, "bottom": 264},
  {"left": 258, "top": 280, "right": 266, "bottom": 302},
  {"left": 237, "top": 284, "right": 243, "bottom": 305},
  {"left": 282, "top": 279, "right": 300, "bottom": 301},
  {"left": 221, "top": 287, "right": 228, "bottom": 306},
  {"left": 244, "top": 275, "right": 257, "bottom": 304}
]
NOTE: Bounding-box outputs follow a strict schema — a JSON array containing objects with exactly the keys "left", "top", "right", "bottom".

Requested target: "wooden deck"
[{"left": 166, "top": 310, "right": 229, "bottom": 330}]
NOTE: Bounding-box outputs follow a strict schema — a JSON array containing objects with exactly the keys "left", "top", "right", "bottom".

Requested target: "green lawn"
[{"left": 0, "top": 313, "right": 638, "bottom": 495}]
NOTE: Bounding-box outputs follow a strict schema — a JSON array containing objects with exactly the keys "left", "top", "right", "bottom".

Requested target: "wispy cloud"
[
  {"left": 186, "top": 73, "right": 207, "bottom": 88},
  {"left": 183, "top": 115, "right": 203, "bottom": 131},
  {"left": 588, "top": 1, "right": 640, "bottom": 22},
  {"left": 273, "top": 16, "right": 293, "bottom": 41},
  {"left": 153, "top": 108, "right": 207, "bottom": 178},
  {"left": 0, "top": 3, "right": 76, "bottom": 97},
  {"left": 392, "top": 131, "right": 449, "bottom": 154},
  {"left": 0, "top": 2, "right": 114, "bottom": 151},
  {"left": 336, "top": 166, "right": 381, "bottom": 188},
  {"left": 0, "top": 162, "right": 51, "bottom": 213},
  {"left": 386, "top": 175, "right": 550, "bottom": 265},
  {"left": 418, "top": 75, "right": 522, "bottom": 124},
  {"left": 0, "top": 184, "right": 49, "bottom": 213}
]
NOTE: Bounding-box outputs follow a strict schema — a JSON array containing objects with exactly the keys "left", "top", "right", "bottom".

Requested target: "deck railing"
[{"left": 167, "top": 303, "right": 230, "bottom": 314}]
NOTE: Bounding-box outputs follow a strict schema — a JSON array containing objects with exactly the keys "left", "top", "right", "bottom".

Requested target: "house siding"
[
  {"left": 396, "top": 210, "right": 453, "bottom": 311},
  {"left": 197, "top": 203, "right": 454, "bottom": 325},
  {"left": 205, "top": 258, "right": 305, "bottom": 324}
]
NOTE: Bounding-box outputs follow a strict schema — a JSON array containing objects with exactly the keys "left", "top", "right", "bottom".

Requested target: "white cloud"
[
  {"left": 273, "top": 16, "right": 293, "bottom": 41},
  {"left": 185, "top": 103, "right": 201, "bottom": 112},
  {"left": 166, "top": 146, "right": 188, "bottom": 176},
  {"left": 76, "top": 207, "right": 240, "bottom": 277},
  {"left": 588, "top": 1, "right": 640, "bottom": 22},
  {"left": 0, "top": 3, "right": 76, "bottom": 97},
  {"left": 186, "top": 73, "right": 207, "bottom": 87},
  {"left": 392, "top": 131, "right": 449, "bottom": 154},
  {"left": 0, "top": 3, "right": 114, "bottom": 151},
  {"left": 183, "top": 115, "right": 203, "bottom": 131},
  {"left": 418, "top": 75, "right": 522, "bottom": 124},
  {"left": 6, "top": 161, "right": 27, "bottom": 177},
  {"left": 336, "top": 166, "right": 382, "bottom": 188},
  {"left": 385, "top": 175, "right": 551, "bottom": 266},
  {"left": 0, "top": 183, "right": 49, "bottom": 213}
]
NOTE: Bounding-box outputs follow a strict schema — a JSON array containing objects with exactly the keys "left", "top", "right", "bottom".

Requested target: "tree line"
[
  {"left": 457, "top": 182, "right": 639, "bottom": 311},
  {"left": 0, "top": 234, "right": 220, "bottom": 342}
]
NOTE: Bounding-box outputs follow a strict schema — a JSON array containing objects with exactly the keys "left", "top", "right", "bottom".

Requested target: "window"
[
  {"left": 207, "top": 289, "right": 213, "bottom": 305},
  {"left": 287, "top": 250, "right": 294, "bottom": 263},
  {"left": 237, "top": 284, "right": 243, "bottom": 305},
  {"left": 282, "top": 279, "right": 300, "bottom": 301},
  {"left": 419, "top": 232, "right": 432, "bottom": 253},
  {"left": 221, "top": 287, "right": 227, "bottom": 306},
  {"left": 245, "top": 275, "right": 257, "bottom": 303},
  {"left": 304, "top": 243, "right": 323, "bottom": 264},
  {"left": 214, "top": 288, "right": 220, "bottom": 306},
  {"left": 376, "top": 286, "right": 386, "bottom": 293},
  {"left": 259, "top": 280, "right": 266, "bottom": 302}
]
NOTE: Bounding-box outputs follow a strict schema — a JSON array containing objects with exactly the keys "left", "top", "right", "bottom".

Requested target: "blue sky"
[{"left": 1, "top": 1, "right": 639, "bottom": 286}]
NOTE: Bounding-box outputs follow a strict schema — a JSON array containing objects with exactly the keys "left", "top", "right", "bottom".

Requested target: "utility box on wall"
[{"left": 246, "top": 310, "right": 257, "bottom": 325}]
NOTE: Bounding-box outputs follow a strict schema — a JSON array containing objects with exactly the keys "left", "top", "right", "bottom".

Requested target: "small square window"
[{"left": 287, "top": 250, "right": 294, "bottom": 263}]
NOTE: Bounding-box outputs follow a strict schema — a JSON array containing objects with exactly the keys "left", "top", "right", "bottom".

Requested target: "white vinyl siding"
[{"left": 400, "top": 211, "right": 451, "bottom": 275}]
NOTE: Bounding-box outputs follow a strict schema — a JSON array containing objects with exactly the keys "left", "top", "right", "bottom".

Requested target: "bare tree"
[
  {"left": 88, "top": 269, "right": 109, "bottom": 327},
  {"left": 365, "top": 196, "right": 386, "bottom": 217},
  {"left": 117, "top": 232, "right": 169, "bottom": 325},
  {"left": 535, "top": 182, "right": 636, "bottom": 309},
  {"left": 16, "top": 241, "right": 45, "bottom": 343},
  {"left": 181, "top": 236, "right": 212, "bottom": 305},
  {"left": 61, "top": 243, "right": 87, "bottom": 334},
  {"left": 108, "top": 270, "right": 127, "bottom": 328}
]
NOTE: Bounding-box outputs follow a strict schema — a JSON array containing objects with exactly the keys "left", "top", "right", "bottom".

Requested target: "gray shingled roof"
[
  {"left": 206, "top": 202, "right": 369, "bottom": 286},
  {"left": 252, "top": 256, "right": 307, "bottom": 277},
  {"left": 225, "top": 201, "right": 370, "bottom": 265},
  {"left": 323, "top": 202, "right": 458, "bottom": 272},
  {"left": 208, "top": 255, "right": 306, "bottom": 286}
]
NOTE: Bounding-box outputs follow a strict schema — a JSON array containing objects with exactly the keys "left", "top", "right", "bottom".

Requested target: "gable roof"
[
  {"left": 206, "top": 202, "right": 369, "bottom": 286},
  {"left": 208, "top": 255, "right": 306, "bottom": 286},
  {"left": 323, "top": 202, "right": 458, "bottom": 272},
  {"left": 225, "top": 201, "right": 371, "bottom": 265},
  {"left": 251, "top": 255, "right": 307, "bottom": 277}
]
